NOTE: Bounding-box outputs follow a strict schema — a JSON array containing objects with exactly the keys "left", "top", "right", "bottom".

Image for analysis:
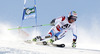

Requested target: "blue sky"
[
  {"left": 0, "top": 0, "right": 100, "bottom": 26},
  {"left": 0, "top": 0, "right": 100, "bottom": 43}
]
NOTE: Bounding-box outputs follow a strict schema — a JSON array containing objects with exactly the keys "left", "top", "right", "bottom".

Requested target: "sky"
[{"left": 0, "top": 0, "right": 100, "bottom": 50}]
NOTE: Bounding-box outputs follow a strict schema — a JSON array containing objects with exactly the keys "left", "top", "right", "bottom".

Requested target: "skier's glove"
[
  {"left": 72, "top": 39, "right": 76, "bottom": 48},
  {"left": 73, "top": 39, "right": 76, "bottom": 43},
  {"left": 50, "top": 19, "right": 56, "bottom": 26}
]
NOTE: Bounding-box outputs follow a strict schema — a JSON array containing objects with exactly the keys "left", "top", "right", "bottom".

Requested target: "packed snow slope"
[
  {"left": 0, "top": 23, "right": 100, "bottom": 54},
  {"left": 0, "top": 40, "right": 100, "bottom": 54}
]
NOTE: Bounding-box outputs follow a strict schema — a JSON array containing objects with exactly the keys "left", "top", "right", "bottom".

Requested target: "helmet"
[{"left": 68, "top": 11, "right": 77, "bottom": 21}]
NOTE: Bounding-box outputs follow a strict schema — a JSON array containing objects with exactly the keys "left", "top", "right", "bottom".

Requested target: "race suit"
[{"left": 48, "top": 16, "right": 77, "bottom": 41}]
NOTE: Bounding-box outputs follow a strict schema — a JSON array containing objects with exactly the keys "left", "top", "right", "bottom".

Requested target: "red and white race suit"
[{"left": 48, "top": 16, "right": 77, "bottom": 40}]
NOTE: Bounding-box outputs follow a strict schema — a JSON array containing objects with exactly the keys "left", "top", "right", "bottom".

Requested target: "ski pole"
[{"left": 8, "top": 24, "right": 51, "bottom": 30}]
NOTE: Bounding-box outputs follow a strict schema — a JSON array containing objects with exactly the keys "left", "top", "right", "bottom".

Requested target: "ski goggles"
[{"left": 71, "top": 16, "right": 77, "bottom": 21}]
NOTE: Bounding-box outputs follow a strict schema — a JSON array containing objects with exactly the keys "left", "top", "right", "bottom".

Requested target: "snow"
[
  {"left": 0, "top": 23, "right": 100, "bottom": 54},
  {"left": 0, "top": 40, "right": 100, "bottom": 54}
]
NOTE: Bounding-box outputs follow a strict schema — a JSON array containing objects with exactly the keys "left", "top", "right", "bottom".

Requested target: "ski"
[
  {"left": 53, "top": 44, "right": 65, "bottom": 48},
  {"left": 24, "top": 40, "right": 65, "bottom": 48},
  {"left": 42, "top": 41, "right": 65, "bottom": 48}
]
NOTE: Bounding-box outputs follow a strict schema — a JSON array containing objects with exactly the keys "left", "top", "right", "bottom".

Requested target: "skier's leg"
[
  {"left": 33, "top": 22, "right": 63, "bottom": 42},
  {"left": 44, "top": 25, "right": 61, "bottom": 39},
  {"left": 47, "top": 30, "right": 67, "bottom": 44},
  {"left": 32, "top": 29, "right": 55, "bottom": 42},
  {"left": 55, "top": 30, "right": 67, "bottom": 40},
  {"left": 47, "top": 23, "right": 63, "bottom": 38},
  {"left": 45, "top": 23, "right": 64, "bottom": 43}
]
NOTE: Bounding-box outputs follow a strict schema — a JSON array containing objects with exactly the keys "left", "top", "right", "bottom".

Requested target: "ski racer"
[{"left": 33, "top": 11, "right": 78, "bottom": 47}]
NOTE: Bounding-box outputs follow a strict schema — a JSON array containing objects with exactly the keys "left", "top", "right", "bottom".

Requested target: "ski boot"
[
  {"left": 49, "top": 39, "right": 54, "bottom": 44},
  {"left": 43, "top": 39, "right": 54, "bottom": 45},
  {"left": 32, "top": 36, "right": 43, "bottom": 42},
  {"left": 49, "top": 36, "right": 58, "bottom": 44}
]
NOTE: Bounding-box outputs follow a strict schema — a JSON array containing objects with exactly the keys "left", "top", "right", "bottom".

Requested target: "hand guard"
[{"left": 50, "top": 19, "right": 56, "bottom": 26}]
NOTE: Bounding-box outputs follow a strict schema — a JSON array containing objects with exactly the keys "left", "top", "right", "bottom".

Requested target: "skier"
[{"left": 33, "top": 11, "right": 77, "bottom": 47}]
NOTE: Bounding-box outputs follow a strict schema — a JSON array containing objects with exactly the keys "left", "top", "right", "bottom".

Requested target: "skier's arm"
[
  {"left": 50, "top": 16, "right": 66, "bottom": 26},
  {"left": 71, "top": 23, "right": 77, "bottom": 42}
]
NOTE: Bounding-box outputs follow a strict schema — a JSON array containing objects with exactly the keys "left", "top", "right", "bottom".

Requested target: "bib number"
[{"left": 62, "top": 24, "right": 71, "bottom": 29}]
